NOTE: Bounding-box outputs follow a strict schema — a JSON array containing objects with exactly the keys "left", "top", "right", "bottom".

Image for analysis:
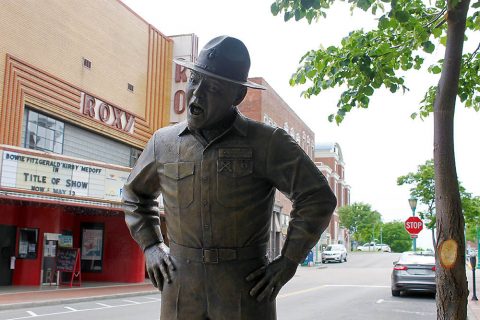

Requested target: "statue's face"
[{"left": 186, "top": 71, "right": 241, "bottom": 130}]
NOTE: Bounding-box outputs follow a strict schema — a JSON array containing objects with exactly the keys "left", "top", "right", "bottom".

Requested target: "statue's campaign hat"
[{"left": 174, "top": 36, "right": 266, "bottom": 90}]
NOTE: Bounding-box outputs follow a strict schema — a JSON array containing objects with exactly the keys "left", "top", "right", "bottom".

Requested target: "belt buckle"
[{"left": 203, "top": 248, "right": 219, "bottom": 264}]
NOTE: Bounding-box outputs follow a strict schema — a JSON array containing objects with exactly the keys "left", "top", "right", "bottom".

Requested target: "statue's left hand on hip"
[{"left": 246, "top": 255, "right": 298, "bottom": 302}]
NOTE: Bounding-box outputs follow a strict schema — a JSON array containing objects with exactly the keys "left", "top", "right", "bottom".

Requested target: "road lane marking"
[
  {"left": 143, "top": 296, "right": 161, "bottom": 301},
  {"left": 278, "top": 284, "right": 389, "bottom": 299},
  {"left": 2, "top": 298, "right": 159, "bottom": 320},
  {"left": 64, "top": 307, "right": 77, "bottom": 311},
  {"left": 122, "top": 299, "right": 140, "bottom": 304},
  {"left": 376, "top": 299, "right": 403, "bottom": 304},
  {"left": 324, "top": 285, "right": 390, "bottom": 288},
  {"left": 278, "top": 286, "right": 326, "bottom": 299},
  {"left": 96, "top": 302, "right": 112, "bottom": 307},
  {"left": 392, "top": 308, "right": 436, "bottom": 316}
]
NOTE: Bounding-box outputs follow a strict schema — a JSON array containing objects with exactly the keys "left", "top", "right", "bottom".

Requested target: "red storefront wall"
[{"left": 0, "top": 201, "right": 144, "bottom": 285}]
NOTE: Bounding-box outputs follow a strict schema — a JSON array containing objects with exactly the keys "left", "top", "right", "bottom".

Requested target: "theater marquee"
[{"left": 0, "top": 146, "right": 130, "bottom": 203}]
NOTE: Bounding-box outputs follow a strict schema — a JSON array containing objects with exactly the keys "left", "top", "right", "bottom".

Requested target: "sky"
[{"left": 121, "top": 0, "right": 480, "bottom": 249}]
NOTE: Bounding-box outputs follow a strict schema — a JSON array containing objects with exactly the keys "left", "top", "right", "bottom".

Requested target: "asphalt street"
[{"left": 0, "top": 252, "right": 436, "bottom": 320}]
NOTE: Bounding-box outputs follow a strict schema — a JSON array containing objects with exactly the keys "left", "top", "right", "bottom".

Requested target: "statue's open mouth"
[{"left": 189, "top": 102, "right": 203, "bottom": 116}]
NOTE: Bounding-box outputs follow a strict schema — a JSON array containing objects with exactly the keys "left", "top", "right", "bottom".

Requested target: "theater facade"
[{"left": 0, "top": 1, "right": 197, "bottom": 286}]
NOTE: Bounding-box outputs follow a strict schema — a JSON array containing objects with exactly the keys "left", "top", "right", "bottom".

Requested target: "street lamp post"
[{"left": 409, "top": 198, "right": 418, "bottom": 252}]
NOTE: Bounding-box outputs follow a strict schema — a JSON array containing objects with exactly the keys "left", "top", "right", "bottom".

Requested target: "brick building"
[
  {"left": 0, "top": 0, "right": 179, "bottom": 286},
  {"left": 238, "top": 77, "right": 316, "bottom": 260},
  {"left": 314, "top": 143, "right": 351, "bottom": 249}
]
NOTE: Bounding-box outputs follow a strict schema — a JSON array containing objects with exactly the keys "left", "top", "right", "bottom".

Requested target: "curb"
[{"left": 0, "top": 289, "right": 159, "bottom": 311}]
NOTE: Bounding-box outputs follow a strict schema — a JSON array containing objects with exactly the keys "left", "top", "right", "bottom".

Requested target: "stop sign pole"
[{"left": 408, "top": 198, "right": 419, "bottom": 252}]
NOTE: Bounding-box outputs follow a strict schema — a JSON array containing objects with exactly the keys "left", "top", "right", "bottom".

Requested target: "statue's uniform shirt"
[{"left": 123, "top": 113, "right": 336, "bottom": 320}]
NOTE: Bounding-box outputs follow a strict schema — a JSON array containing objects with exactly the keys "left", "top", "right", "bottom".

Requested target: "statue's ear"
[{"left": 233, "top": 86, "right": 248, "bottom": 106}]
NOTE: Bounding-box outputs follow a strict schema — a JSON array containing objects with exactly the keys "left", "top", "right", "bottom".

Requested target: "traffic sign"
[
  {"left": 405, "top": 216, "right": 423, "bottom": 235},
  {"left": 410, "top": 234, "right": 418, "bottom": 239}
]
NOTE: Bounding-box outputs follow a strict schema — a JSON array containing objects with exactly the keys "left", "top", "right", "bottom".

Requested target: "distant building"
[
  {"left": 315, "top": 143, "right": 351, "bottom": 249},
  {"left": 238, "top": 77, "right": 315, "bottom": 260}
]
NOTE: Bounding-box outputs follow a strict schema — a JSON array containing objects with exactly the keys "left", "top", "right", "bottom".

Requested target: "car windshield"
[
  {"left": 398, "top": 252, "right": 435, "bottom": 265},
  {"left": 326, "top": 245, "right": 343, "bottom": 251}
]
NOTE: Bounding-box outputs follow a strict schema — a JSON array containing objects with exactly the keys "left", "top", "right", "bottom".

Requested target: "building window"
[
  {"left": 18, "top": 228, "right": 38, "bottom": 259},
  {"left": 83, "top": 58, "right": 92, "bottom": 69},
  {"left": 24, "top": 108, "right": 64, "bottom": 154},
  {"left": 127, "top": 83, "right": 134, "bottom": 92}
]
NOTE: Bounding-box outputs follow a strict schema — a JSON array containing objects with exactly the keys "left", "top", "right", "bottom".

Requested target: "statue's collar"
[{"left": 178, "top": 110, "right": 248, "bottom": 137}]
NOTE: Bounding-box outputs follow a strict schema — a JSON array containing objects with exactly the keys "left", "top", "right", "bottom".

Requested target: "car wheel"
[
  {"left": 344, "top": 255, "right": 347, "bottom": 262},
  {"left": 391, "top": 289, "right": 401, "bottom": 297},
  {"left": 322, "top": 260, "right": 326, "bottom": 264}
]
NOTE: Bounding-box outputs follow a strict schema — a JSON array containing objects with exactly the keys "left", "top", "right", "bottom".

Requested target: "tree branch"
[
  {"left": 426, "top": 7, "right": 448, "bottom": 28},
  {"left": 465, "top": 42, "right": 480, "bottom": 64}
]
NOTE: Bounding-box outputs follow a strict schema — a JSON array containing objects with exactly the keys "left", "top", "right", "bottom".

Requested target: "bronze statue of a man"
[{"left": 123, "top": 35, "right": 336, "bottom": 319}]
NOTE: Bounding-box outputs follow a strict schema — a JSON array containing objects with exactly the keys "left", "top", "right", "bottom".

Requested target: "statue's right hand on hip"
[{"left": 144, "top": 242, "right": 175, "bottom": 291}]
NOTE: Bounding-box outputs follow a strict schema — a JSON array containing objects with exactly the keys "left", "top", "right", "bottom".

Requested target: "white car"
[
  {"left": 322, "top": 244, "right": 348, "bottom": 263},
  {"left": 377, "top": 243, "right": 392, "bottom": 252},
  {"left": 357, "top": 242, "right": 391, "bottom": 252}
]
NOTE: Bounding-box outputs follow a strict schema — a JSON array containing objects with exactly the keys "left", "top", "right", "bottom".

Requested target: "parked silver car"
[
  {"left": 391, "top": 251, "right": 436, "bottom": 296},
  {"left": 322, "top": 244, "right": 347, "bottom": 263}
]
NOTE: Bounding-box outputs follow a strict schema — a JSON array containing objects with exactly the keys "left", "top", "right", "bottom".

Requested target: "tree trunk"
[{"left": 434, "top": 0, "right": 470, "bottom": 319}]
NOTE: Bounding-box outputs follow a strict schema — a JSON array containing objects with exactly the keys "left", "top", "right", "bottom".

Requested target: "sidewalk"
[
  {"left": 467, "top": 265, "right": 480, "bottom": 320},
  {"left": 0, "top": 280, "right": 158, "bottom": 311}
]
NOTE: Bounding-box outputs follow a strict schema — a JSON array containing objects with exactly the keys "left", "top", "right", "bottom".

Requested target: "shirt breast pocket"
[
  {"left": 216, "top": 148, "right": 254, "bottom": 208},
  {"left": 162, "top": 162, "right": 195, "bottom": 209}
]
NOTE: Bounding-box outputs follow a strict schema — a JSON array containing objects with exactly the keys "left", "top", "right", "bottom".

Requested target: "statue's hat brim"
[{"left": 173, "top": 58, "right": 266, "bottom": 90}]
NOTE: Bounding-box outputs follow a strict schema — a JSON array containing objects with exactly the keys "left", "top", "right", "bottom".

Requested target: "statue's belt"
[{"left": 169, "top": 242, "right": 267, "bottom": 264}]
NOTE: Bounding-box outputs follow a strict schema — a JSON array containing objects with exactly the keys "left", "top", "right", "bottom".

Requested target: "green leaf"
[
  {"left": 271, "top": 2, "right": 280, "bottom": 16},
  {"left": 364, "top": 86, "right": 374, "bottom": 96},
  {"left": 359, "top": 95, "right": 370, "bottom": 105},
  {"left": 395, "top": 10, "right": 410, "bottom": 23},
  {"left": 422, "top": 41, "right": 435, "bottom": 53},
  {"left": 301, "top": 0, "right": 315, "bottom": 9},
  {"left": 432, "top": 28, "right": 442, "bottom": 38},
  {"left": 357, "top": 0, "right": 373, "bottom": 11},
  {"left": 431, "top": 66, "right": 442, "bottom": 74},
  {"left": 372, "top": 79, "right": 382, "bottom": 89},
  {"left": 389, "top": 83, "right": 398, "bottom": 93},
  {"left": 284, "top": 11, "right": 294, "bottom": 22},
  {"left": 378, "top": 16, "right": 390, "bottom": 29},
  {"left": 295, "top": 9, "right": 304, "bottom": 21},
  {"left": 328, "top": 114, "right": 335, "bottom": 122},
  {"left": 335, "top": 114, "right": 344, "bottom": 124},
  {"left": 473, "top": 0, "right": 480, "bottom": 8}
]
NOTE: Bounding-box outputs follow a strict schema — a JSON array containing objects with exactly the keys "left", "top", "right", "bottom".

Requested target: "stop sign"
[{"left": 405, "top": 216, "right": 424, "bottom": 235}]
